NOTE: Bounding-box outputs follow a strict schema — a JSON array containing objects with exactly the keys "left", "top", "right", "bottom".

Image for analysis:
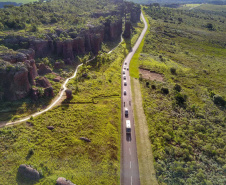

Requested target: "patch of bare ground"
[
  {"left": 139, "top": 68, "right": 164, "bottom": 82},
  {"left": 131, "top": 77, "right": 158, "bottom": 185}
]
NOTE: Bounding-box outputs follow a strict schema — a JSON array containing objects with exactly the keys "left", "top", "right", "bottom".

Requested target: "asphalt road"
[{"left": 120, "top": 12, "right": 148, "bottom": 185}]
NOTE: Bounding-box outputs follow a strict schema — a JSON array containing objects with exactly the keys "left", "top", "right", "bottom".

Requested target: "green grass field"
[{"left": 132, "top": 5, "right": 226, "bottom": 185}]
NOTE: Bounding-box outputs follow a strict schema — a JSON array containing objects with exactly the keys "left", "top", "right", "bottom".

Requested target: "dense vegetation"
[
  {"left": 135, "top": 5, "right": 225, "bottom": 184},
  {"left": 0, "top": 0, "right": 121, "bottom": 37}
]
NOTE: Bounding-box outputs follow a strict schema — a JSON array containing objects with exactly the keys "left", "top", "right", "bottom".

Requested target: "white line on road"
[{"left": 131, "top": 176, "right": 132, "bottom": 185}]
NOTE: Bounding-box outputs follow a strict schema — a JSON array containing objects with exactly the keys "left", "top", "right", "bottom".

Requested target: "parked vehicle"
[
  {"left": 124, "top": 90, "right": 127, "bottom": 95},
  {"left": 123, "top": 75, "right": 126, "bottom": 80}
]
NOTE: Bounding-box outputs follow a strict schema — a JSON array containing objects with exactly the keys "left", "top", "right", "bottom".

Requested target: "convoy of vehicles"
[{"left": 123, "top": 62, "right": 131, "bottom": 135}]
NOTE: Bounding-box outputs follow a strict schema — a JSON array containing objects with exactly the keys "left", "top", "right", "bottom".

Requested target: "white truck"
[{"left": 126, "top": 120, "right": 131, "bottom": 134}]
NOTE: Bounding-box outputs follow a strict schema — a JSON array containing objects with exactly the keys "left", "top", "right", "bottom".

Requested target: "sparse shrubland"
[{"left": 135, "top": 5, "right": 226, "bottom": 185}]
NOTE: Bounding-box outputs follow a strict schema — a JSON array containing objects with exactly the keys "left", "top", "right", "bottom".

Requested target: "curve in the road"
[
  {"left": 1, "top": 35, "right": 123, "bottom": 127},
  {"left": 120, "top": 12, "right": 148, "bottom": 185}
]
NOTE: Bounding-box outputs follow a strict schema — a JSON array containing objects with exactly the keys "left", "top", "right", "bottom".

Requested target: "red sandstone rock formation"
[
  {"left": 56, "top": 177, "right": 75, "bottom": 185},
  {"left": 35, "top": 76, "right": 51, "bottom": 88},
  {"left": 37, "top": 63, "right": 52, "bottom": 75}
]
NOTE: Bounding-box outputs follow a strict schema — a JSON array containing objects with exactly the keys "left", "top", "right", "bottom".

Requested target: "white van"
[
  {"left": 123, "top": 70, "right": 125, "bottom": 74},
  {"left": 123, "top": 75, "right": 126, "bottom": 80},
  {"left": 126, "top": 120, "right": 131, "bottom": 134}
]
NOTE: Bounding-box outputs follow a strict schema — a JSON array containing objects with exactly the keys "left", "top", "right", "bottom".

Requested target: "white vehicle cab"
[
  {"left": 123, "top": 70, "right": 125, "bottom": 74},
  {"left": 126, "top": 120, "right": 131, "bottom": 134},
  {"left": 124, "top": 80, "right": 127, "bottom": 86}
]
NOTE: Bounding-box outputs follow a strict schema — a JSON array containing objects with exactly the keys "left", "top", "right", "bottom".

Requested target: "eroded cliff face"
[
  {"left": 28, "top": 19, "right": 122, "bottom": 60},
  {"left": 0, "top": 2, "right": 142, "bottom": 101},
  {"left": 0, "top": 48, "right": 40, "bottom": 101}
]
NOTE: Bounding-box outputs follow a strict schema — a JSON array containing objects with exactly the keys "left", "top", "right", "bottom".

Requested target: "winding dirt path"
[{"left": 0, "top": 36, "right": 123, "bottom": 128}]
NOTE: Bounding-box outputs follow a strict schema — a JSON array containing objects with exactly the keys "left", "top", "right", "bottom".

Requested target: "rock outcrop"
[
  {"left": 37, "top": 63, "right": 52, "bottom": 75},
  {"left": 1, "top": 17, "right": 123, "bottom": 60},
  {"left": 0, "top": 59, "right": 38, "bottom": 101},
  {"left": 123, "top": 21, "right": 132, "bottom": 38},
  {"left": 130, "top": 4, "right": 141, "bottom": 23},
  {"left": 56, "top": 177, "right": 75, "bottom": 185},
  {"left": 18, "top": 164, "right": 40, "bottom": 181},
  {"left": 44, "top": 86, "right": 54, "bottom": 97},
  {"left": 35, "top": 76, "right": 51, "bottom": 88},
  {"left": 65, "top": 89, "right": 72, "bottom": 99}
]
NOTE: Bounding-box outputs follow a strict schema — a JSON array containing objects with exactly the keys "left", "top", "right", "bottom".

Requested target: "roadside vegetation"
[
  {"left": 0, "top": 20, "right": 143, "bottom": 184},
  {"left": 134, "top": 5, "right": 226, "bottom": 185}
]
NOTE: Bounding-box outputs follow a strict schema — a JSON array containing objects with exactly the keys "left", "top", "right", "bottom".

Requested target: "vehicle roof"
[{"left": 126, "top": 120, "right": 131, "bottom": 128}]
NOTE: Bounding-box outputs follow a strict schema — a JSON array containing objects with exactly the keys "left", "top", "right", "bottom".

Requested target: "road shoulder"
[{"left": 131, "top": 77, "right": 158, "bottom": 185}]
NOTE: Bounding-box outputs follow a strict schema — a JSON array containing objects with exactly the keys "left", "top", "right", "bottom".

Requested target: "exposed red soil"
[{"left": 139, "top": 68, "right": 164, "bottom": 82}]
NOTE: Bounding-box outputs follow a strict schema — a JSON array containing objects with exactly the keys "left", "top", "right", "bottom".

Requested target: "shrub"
[
  {"left": 213, "top": 94, "right": 225, "bottom": 106},
  {"left": 161, "top": 87, "right": 169, "bottom": 95},
  {"left": 175, "top": 93, "right": 186, "bottom": 106},
  {"left": 30, "top": 24, "right": 38, "bottom": 32},
  {"left": 163, "top": 133, "right": 171, "bottom": 141},
  {"left": 146, "top": 81, "right": 150, "bottom": 87},
  {"left": 151, "top": 84, "right": 156, "bottom": 89},
  {"left": 174, "top": 84, "right": 181, "bottom": 92},
  {"left": 170, "top": 67, "right": 176, "bottom": 75}
]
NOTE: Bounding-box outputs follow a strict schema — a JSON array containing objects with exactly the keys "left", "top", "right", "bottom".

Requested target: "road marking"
[
  {"left": 130, "top": 161, "right": 131, "bottom": 168},
  {"left": 131, "top": 176, "right": 132, "bottom": 185},
  {"left": 129, "top": 148, "right": 131, "bottom": 155}
]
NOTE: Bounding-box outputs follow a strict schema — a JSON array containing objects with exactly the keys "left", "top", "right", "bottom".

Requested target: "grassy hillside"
[
  {"left": 134, "top": 5, "right": 226, "bottom": 185},
  {"left": 0, "top": 20, "right": 144, "bottom": 184}
]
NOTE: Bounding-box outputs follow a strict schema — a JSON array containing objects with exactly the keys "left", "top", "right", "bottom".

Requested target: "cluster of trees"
[{"left": 0, "top": 0, "right": 122, "bottom": 32}]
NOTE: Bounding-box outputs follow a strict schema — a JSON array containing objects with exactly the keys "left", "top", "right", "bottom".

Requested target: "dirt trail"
[
  {"left": 131, "top": 78, "right": 158, "bottom": 185},
  {"left": 0, "top": 36, "right": 123, "bottom": 128}
]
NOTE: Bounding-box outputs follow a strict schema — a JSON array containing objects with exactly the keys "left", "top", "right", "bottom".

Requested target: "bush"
[
  {"left": 161, "top": 87, "right": 169, "bottom": 95},
  {"left": 146, "top": 81, "right": 150, "bottom": 87},
  {"left": 175, "top": 93, "right": 186, "bottom": 106},
  {"left": 174, "top": 84, "right": 181, "bottom": 92},
  {"left": 170, "top": 67, "right": 176, "bottom": 75},
  {"left": 151, "top": 84, "right": 156, "bottom": 89},
  {"left": 213, "top": 94, "right": 225, "bottom": 106},
  {"left": 30, "top": 24, "right": 38, "bottom": 32}
]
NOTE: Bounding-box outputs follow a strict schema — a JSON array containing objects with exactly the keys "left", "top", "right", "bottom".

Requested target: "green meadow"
[{"left": 132, "top": 5, "right": 226, "bottom": 185}]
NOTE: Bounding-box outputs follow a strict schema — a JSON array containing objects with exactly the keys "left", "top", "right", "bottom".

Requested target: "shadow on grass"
[
  {"left": 124, "top": 38, "right": 132, "bottom": 52},
  {"left": 0, "top": 97, "right": 52, "bottom": 122}
]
